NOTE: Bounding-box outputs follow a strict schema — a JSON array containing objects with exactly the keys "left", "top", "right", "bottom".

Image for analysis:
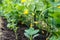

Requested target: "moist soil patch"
[{"left": 0, "top": 17, "right": 49, "bottom": 40}]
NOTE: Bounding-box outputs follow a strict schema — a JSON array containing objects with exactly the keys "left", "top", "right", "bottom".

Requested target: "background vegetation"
[{"left": 0, "top": 0, "right": 60, "bottom": 40}]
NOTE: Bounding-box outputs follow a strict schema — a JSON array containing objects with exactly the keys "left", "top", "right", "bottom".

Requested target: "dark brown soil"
[
  {"left": 34, "top": 30, "right": 50, "bottom": 40},
  {"left": 0, "top": 17, "right": 29, "bottom": 40},
  {"left": 0, "top": 17, "right": 49, "bottom": 40},
  {"left": 17, "top": 22, "right": 29, "bottom": 40},
  {"left": 0, "top": 17, "right": 15, "bottom": 40}
]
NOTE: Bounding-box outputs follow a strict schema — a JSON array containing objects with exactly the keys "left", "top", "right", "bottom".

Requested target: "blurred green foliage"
[{"left": 0, "top": 0, "right": 60, "bottom": 40}]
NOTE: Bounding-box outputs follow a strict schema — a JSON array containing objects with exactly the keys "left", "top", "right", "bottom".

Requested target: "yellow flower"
[
  {"left": 21, "top": 0, "right": 26, "bottom": 3},
  {"left": 24, "top": 9, "right": 29, "bottom": 15},
  {"left": 30, "top": 23, "right": 33, "bottom": 28},
  {"left": 57, "top": 5, "right": 60, "bottom": 8},
  {"left": 34, "top": 21, "right": 38, "bottom": 24}
]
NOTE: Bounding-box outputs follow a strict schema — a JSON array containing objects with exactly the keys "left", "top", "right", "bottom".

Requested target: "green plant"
[
  {"left": 7, "top": 23, "right": 18, "bottom": 40},
  {"left": 24, "top": 27, "right": 39, "bottom": 40},
  {"left": 0, "top": 0, "right": 60, "bottom": 40},
  {"left": 49, "top": 35, "right": 60, "bottom": 40}
]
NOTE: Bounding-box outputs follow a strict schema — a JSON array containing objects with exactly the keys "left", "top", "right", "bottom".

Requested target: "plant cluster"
[{"left": 0, "top": 0, "right": 60, "bottom": 40}]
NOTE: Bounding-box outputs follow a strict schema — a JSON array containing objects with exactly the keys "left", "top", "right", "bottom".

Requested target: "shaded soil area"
[
  {"left": 34, "top": 30, "right": 50, "bottom": 40},
  {"left": 17, "top": 22, "right": 29, "bottom": 40},
  {"left": 0, "top": 17, "right": 15, "bottom": 40},
  {"left": 0, "top": 17, "right": 29, "bottom": 40},
  {"left": 0, "top": 17, "right": 50, "bottom": 40}
]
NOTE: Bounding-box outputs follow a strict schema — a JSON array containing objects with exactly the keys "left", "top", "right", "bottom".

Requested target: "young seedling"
[
  {"left": 24, "top": 27, "right": 39, "bottom": 40},
  {"left": 7, "top": 23, "right": 18, "bottom": 40}
]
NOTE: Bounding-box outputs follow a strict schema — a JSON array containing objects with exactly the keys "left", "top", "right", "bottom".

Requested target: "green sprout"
[
  {"left": 24, "top": 27, "right": 39, "bottom": 40},
  {"left": 7, "top": 23, "right": 18, "bottom": 40}
]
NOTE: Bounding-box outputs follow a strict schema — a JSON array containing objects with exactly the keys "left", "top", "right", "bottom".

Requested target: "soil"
[
  {"left": 34, "top": 30, "right": 50, "bottom": 40},
  {"left": 17, "top": 21, "right": 29, "bottom": 40},
  {"left": 0, "top": 17, "right": 15, "bottom": 40},
  {"left": 0, "top": 17, "right": 49, "bottom": 40}
]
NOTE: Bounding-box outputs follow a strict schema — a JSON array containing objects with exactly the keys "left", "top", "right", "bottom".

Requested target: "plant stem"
[
  {"left": 30, "top": 35, "right": 32, "bottom": 40},
  {"left": 15, "top": 32, "right": 18, "bottom": 40}
]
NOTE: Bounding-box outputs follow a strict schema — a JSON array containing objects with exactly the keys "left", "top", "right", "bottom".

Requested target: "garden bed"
[
  {"left": 0, "top": 0, "right": 60, "bottom": 40},
  {"left": 0, "top": 17, "right": 50, "bottom": 40}
]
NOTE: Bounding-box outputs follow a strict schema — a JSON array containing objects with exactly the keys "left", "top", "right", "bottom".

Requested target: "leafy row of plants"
[{"left": 0, "top": 0, "right": 60, "bottom": 40}]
